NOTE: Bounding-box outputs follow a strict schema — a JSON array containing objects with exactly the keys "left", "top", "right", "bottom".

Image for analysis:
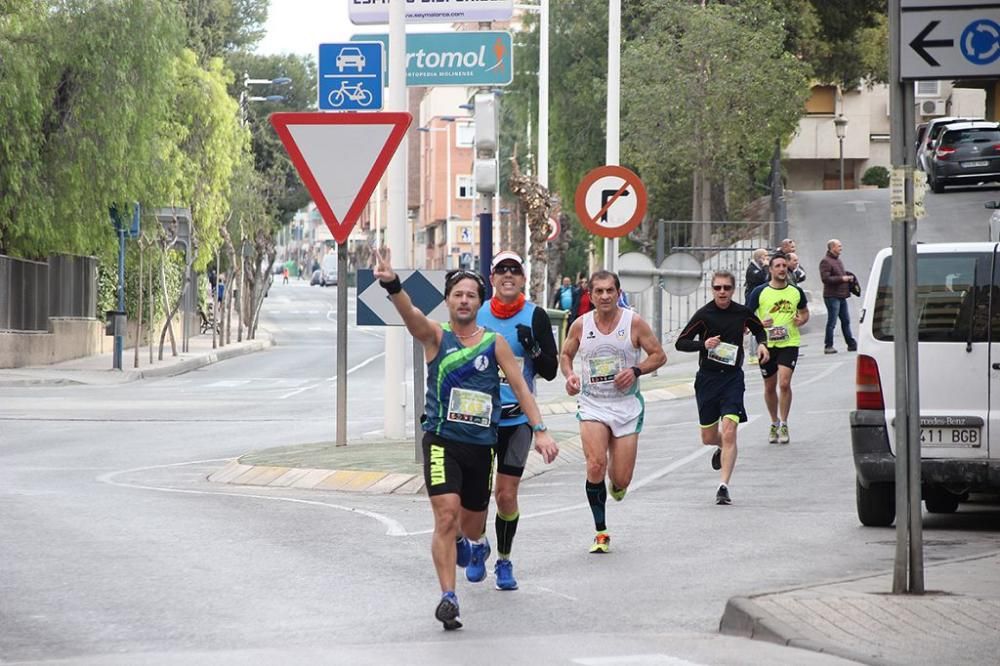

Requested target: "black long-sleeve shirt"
[
  {"left": 675, "top": 301, "right": 767, "bottom": 372},
  {"left": 531, "top": 306, "right": 559, "bottom": 380}
]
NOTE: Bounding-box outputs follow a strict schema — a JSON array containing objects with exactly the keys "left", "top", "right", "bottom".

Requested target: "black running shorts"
[
  {"left": 694, "top": 370, "right": 747, "bottom": 427},
  {"left": 494, "top": 423, "right": 532, "bottom": 478},
  {"left": 759, "top": 346, "right": 799, "bottom": 378},
  {"left": 422, "top": 432, "right": 494, "bottom": 511}
]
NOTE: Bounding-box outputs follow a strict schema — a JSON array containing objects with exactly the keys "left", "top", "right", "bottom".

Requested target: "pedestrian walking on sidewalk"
[
  {"left": 818, "top": 238, "right": 858, "bottom": 354},
  {"left": 675, "top": 271, "right": 769, "bottom": 505},
  {"left": 747, "top": 252, "right": 810, "bottom": 445},
  {"left": 560, "top": 270, "right": 666, "bottom": 553},
  {"left": 475, "top": 250, "right": 559, "bottom": 591},
  {"left": 372, "top": 246, "right": 558, "bottom": 631}
]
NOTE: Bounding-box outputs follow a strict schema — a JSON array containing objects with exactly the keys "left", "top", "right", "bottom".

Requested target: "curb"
[{"left": 718, "top": 549, "right": 1000, "bottom": 666}]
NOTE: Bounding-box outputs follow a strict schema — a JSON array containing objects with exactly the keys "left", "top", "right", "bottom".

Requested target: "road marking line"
[
  {"left": 534, "top": 585, "right": 578, "bottom": 602},
  {"left": 278, "top": 352, "right": 385, "bottom": 400},
  {"left": 573, "top": 656, "right": 707, "bottom": 666},
  {"left": 96, "top": 458, "right": 407, "bottom": 536}
]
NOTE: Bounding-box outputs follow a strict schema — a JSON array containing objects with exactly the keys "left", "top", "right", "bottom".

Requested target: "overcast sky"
[{"left": 256, "top": 2, "right": 447, "bottom": 58}]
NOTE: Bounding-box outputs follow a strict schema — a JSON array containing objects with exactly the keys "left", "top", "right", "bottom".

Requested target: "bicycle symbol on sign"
[{"left": 328, "top": 81, "right": 373, "bottom": 108}]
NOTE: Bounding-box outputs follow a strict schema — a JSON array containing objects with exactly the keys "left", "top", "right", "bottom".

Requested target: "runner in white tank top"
[
  {"left": 577, "top": 308, "right": 644, "bottom": 431},
  {"left": 560, "top": 271, "right": 667, "bottom": 554}
]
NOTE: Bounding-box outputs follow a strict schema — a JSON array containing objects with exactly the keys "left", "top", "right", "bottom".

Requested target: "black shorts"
[
  {"left": 694, "top": 370, "right": 747, "bottom": 427},
  {"left": 759, "top": 346, "right": 799, "bottom": 378},
  {"left": 422, "top": 432, "right": 494, "bottom": 511},
  {"left": 495, "top": 423, "right": 532, "bottom": 478}
]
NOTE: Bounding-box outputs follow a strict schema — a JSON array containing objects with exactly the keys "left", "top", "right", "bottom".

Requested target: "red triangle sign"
[{"left": 270, "top": 112, "right": 412, "bottom": 244}]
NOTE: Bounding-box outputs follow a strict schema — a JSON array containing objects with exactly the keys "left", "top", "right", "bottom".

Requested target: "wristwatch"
[
  {"left": 532, "top": 423, "right": 548, "bottom": 433},
  {"left": 631, "top": 366, "right": 642, "bottom": 378}
]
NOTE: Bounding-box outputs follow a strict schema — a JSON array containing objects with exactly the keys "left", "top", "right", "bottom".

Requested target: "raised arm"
[{"left": 372, "top": 246, "right": 440, "bottom": 348}]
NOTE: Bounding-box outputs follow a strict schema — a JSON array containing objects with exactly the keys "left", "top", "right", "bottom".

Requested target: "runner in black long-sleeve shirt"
[{"left": 675, "top": 270, "right": 769, "bottom": 505}]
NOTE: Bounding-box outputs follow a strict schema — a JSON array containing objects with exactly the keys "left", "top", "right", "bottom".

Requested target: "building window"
[
  {"left": 915, "top": 80, "right": 941, "bottom": 97},
  {"left": 456, "top": 122, "right": 475, "bottom": 147},
  {"left": 804, "top": 85, "right": 836, "bottom": 115},
  {"left": 456, "top": 175, "right": 475, "bottom": 199}
]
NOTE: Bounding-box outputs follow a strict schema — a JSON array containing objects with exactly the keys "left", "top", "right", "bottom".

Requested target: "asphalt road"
[{"left": 1, "top": 190, "right": 999, "bottom": 665}]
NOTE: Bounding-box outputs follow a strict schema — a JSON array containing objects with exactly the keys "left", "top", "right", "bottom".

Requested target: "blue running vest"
[
  {"left": 423, "top": 325, "right": 501, "bottom": 446},
  {"left": 478, "top": 301, "right": 537, "bottom": 427}
]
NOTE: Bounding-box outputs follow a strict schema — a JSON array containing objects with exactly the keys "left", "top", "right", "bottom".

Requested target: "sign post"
[
  {"left": 893, "top": 0, "right": 925, "bottom": 594},
  {"left": 270, "top": 111, "right": 411, "bottom": 446}
]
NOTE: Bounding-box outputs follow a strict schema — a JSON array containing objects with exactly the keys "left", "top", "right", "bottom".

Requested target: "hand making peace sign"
[{"left": 372, "top": 245, "right": 396, "bottom": 283}]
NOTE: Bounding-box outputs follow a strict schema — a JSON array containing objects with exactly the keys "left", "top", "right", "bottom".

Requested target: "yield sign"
[{"left": 269, "top": 112, "right": 412, "bottom": 243}]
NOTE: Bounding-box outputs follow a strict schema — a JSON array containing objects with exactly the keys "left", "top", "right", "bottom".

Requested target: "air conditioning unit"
[{"left": 920, "top": 99, "right": 947, "bottom": 116}]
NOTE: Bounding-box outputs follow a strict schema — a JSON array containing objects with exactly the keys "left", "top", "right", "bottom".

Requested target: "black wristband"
[
  {"left": 379, "top": 275, "right": 402, "bottom": 295},
  {"left": 631, "top": 365, "right": 642, "bottom": 378}
]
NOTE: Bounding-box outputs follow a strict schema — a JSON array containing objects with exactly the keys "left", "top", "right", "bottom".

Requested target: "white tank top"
[{"left": 578, "top": 309, "right": 642, "bottom": 403}]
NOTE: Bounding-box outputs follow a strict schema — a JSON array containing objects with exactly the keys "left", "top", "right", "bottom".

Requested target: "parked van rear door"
[{"left": 870, "top": 246, "right": 993, "bottom": 459}]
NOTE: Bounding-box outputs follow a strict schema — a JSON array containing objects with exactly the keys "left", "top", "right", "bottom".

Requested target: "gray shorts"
[{"left": 495, "top": 423, "right": 532, "bottom": 477}]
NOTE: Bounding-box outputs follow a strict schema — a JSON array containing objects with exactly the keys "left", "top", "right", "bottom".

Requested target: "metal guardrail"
[{"left": 0, "top": 254, "right": 97, "bottom": 331}]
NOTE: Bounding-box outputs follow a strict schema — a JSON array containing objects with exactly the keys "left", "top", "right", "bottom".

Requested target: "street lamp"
[
  {"left": 419, "top": 117, "right": 457, "bottom": 268},
  {"left": 834, "top": 114, "right": 848, "bottom": 190},
  {"left": 240, "top": 73, "right": 292, "bottom": 126}
]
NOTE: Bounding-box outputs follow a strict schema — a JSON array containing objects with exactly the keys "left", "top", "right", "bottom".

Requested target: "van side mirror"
[{"left": 985, "top": 201, "right": 999, "bottom": 210}]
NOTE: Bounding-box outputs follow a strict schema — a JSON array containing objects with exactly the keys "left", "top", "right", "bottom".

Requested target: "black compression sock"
[
  {"left": 495, "top": 510, "right": 519, "bottom": 558},
  {"left": 586, "top": 480, "right": 607, "bottom": 532}
]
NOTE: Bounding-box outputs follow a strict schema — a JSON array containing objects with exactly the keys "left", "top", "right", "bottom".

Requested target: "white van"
[
  {"left": 320, "top": 254, "right": 338, "bottom": 287},
  {"left": 851, "top": 242, "right": 999, "bottom": 526}
]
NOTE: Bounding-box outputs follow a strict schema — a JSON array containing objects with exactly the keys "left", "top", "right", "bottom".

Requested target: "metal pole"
[
  {"left": 384, "top": 0, "right": 408, "bottom": 439},
  {"left": 653, "top": 221, "right": 664, "bottom": 370},
  {"left": 212, "top": 250, "right": 218, "bottom": 350},
  {"left": 604, "top": 0, "right": 621, "bottom": 272},
  {"left": 772, "top": 139, "right": 788, "bottom": 246},
  {"left": 480, "top": 194, "right": 494, "bottom": 294},
  {"left": 839, "top": 137, "right": 845, "bottom": 191},
  {"left": 446, "top": 123, "right": 453, "bottom": 269},
  {"left": 889, "top": 0, "right": 923, "bottom": 594},
  {"left": 148, "top": 251, "right": 154, "bottom": 365},
  {"left": 134, "top": 246, "right": 142, "bottom": 369},
  {"left": 336, "top": 243, "right": 349, "bottom": 447},
  {"left": 114, "top": 227, "right": 125, "bottom": 370}
]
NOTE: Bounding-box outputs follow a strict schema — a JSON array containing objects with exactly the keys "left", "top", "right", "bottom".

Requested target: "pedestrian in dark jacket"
[
  {"left": 818, "top": 239, "right": 858, "bottom": 354},
  {"left": 744, "top": 248, "right": 770, "bottom": 301}
]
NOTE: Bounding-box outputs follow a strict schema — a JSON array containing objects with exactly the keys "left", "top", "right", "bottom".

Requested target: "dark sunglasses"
[
  {"left": 493, "top": 264, "right": 523, "bottom": 276},
  {"left": 712, "top": 284, "right": 734, "bottom": 292}
]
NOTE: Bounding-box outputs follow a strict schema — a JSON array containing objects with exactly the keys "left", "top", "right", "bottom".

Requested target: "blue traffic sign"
[
  {"left": 357, "top": 269, "right": 449, "bottom": 326},
  {"left": 318, "top": 42, "right": 383, "bottom": 111},
  {"left": 961, "top": 19, "right": 1000, "bottom": 65}
]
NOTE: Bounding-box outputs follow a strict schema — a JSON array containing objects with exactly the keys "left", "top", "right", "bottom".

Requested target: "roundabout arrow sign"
[{"left": 902, "top": 2, "right": 1000, "bottom": 79}]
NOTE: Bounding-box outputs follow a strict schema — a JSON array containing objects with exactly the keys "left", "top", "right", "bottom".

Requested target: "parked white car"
[{"left": 851, "top": 242, "right": 999, "bottom": 526}]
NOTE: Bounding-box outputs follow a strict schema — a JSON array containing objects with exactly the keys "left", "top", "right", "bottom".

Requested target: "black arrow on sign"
[{"left": 910, "top": 21, "right": 954, "bottom": 67}]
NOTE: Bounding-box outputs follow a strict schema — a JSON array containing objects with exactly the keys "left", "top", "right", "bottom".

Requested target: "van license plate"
[
  {"left": 962, "top": 160, "right": 989, "bottom": 168},
  {"left": 920, "top": 427, "right": 981, "bottom": 447}
]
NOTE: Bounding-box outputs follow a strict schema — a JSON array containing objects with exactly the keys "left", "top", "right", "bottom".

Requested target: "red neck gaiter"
[{"left": 490, "top": 293, "right": 526, "bottom": 319}]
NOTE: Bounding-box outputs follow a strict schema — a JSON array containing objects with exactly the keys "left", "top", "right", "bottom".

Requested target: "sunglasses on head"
[
  {"left": 445, "top": 269, "right": 485, "bottom": 287},
  {"left": 493, "top": 263, "right": 523, "bottom": 276},
  {"left": 712, "top": 284, "right": 734, "bottom": 292}
]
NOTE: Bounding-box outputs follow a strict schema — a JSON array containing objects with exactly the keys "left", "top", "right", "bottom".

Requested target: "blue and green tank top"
[{"left": 423, "top": 324, "right": 501, "bottom": 446}]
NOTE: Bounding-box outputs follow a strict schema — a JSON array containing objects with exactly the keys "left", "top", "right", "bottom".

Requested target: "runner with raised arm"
[{"left": 372, "top": 247, "right": 558, "bottom": 631}]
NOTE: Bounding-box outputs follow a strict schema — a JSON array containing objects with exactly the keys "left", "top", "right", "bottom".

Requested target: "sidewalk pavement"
[
  {"left": 0, "top": 332, "right": 273, "bottom": 387},
  {"left": 720, "top": 550, "right": 1000, "bottom": 666}
]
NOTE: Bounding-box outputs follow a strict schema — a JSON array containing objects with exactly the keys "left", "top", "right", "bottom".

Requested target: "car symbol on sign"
[{"left": 336, "top": 47, "right": 366, "bottom": 73}]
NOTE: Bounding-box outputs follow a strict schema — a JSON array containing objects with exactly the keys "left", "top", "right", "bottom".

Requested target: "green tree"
[
  {"left": 622, "top": 0, "right": 810, "bottom": 222},
  {"left": 181, "top": 0, "right": 268, "bottom": 60}
]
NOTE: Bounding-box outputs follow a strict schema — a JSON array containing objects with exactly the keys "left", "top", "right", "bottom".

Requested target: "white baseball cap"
[{"left": 490, "top": 250, "right": 524, "bottom": 272}]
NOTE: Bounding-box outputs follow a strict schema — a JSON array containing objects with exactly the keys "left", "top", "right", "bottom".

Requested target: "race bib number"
[
  {"left": 768, "top": 326, "right": 788, "bottom": 342},
  {"left": 447, "top": 388, "right": 493, "bottom": 427},
  {"left": 498, "top": 356, "right": 525, "bottom": 385},
  {"left": 588, "top": 356, "right": 621, "bottom": 383},
  {"left": 708, "top": 341, "right": 738, "bottom": 366}
]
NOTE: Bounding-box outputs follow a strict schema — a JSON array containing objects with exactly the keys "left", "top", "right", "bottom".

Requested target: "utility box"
[
  {"left": 475, "top": 158, "right": 498, "bottom": 194},
  {"left": 105, "top": 310, "right": 126, "bottom": 337},
  {"left": 474, "top": 93, "right": 498, "bottom": 153}
]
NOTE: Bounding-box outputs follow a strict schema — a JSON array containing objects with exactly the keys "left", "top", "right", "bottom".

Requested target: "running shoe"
[
  {"left": 455, "top": 536, "right": 471, "bottom": 568},
  {"left": 768, "top": 424, "right": 779, "bottom": 444},
  {"left": 494, "top": 558, "right": 518, "bottom": 590},
  {"left": 466, "top": 538, "right": 491, "bottom": 583},
  {"left": 435, "top": 592, "right": 462, "bottom": 630},
  {"left": 589, "top": 532, "right": 611, "bottom": 554},
  {"left": 716, "top": 484, "right": 732, "bottom": 505},
  {"left": 778, "top": 424, "right": 790, "bottom": 444},
  {"left": 609, "top": 483, "right": 627, "bottom": 502},
  {"left": 711, "top": 447, "right": 722, "bottom": 470}
]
